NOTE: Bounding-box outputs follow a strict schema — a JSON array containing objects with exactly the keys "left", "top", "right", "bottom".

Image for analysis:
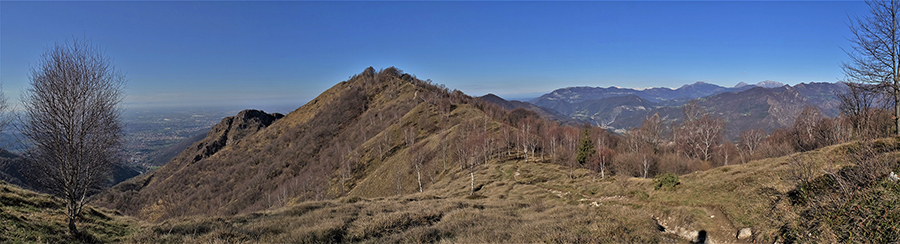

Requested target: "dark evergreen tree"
[{"left": 576, "top": 127, "right": 596, "bottom": 166}]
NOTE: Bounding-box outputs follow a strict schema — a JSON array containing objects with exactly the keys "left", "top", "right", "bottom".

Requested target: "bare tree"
[
  {"left": 636, "top": 113, "right": 665, "bottom": 151},
  {"left": 563, "top": 126, "right": 580, "bottom": 178},
  {"left": 739, "top": 128, "right": 766, "bottom": 159},
  {"left": 0, "top": 84, "right": 10, "bottom": 149},
  {"left": 341, "top": 144, "right": 357, "bottom": 196},
  {"left": 408, "top": 143, "right": 427, "bottom": 193},
  {"left": 695, "top": 115, "right": 724, "bottom": 162},
  {"left": 838, "top": 82, "right": 884, "bottom": 138},
  {"left": 518, "top": 118, "right": 532, "bottom": 162},
  {"left": 843, "top": 0, "right": 900, "bottom": 136},
  {"left": 20, "top": 39, "right": 125, "bottom": 234},
  {"left": 404, "top": 126, "right": 416, "bottom": 148},
  {"left": 0, "top": 85, "right": 12, "bottom": 176},
  {"left": 676, "top": 115, "right": 724, "bottom": 161},
  {"left": 718, "top": 141, "right": 739, "bottom": 166},
  {"left": 591, "top": 127, "right": 614, "bottom": 180},
  {"left": 501, "top": 125, "right": 512, "bottom": 157},
  {"left": 596, "top": 145, "right": 614, "bottom": 180},
  {"left": 793, "top": 106, "right": 825, "bottom": 151}
]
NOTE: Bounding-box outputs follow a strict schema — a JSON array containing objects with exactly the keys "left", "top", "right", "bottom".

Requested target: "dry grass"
[
  {"left": 0, "top": 181, "right": 139, "bottom": 243},
  {"left": 122, "top": 152, "right": 671, "bottom": 243},
  {"left": 126, "top": 191, "right": 662, "bottom": 243},
  {"left": 12, "top": 137, "right": 893, "bottom": 243}
]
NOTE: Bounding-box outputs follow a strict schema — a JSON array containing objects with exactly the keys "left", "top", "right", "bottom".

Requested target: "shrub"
[{"left": 653, "top": 173, "right": 679, "bottom": 191}]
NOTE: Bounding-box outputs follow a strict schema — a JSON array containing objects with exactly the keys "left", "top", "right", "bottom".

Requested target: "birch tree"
[{"left": 21, "top": 39, "right": 125, "bottom": 234}]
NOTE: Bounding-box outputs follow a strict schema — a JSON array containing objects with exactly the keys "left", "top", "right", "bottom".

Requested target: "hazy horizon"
[{"left": 1, "top": 1, "right": 866, "bottom": 109}]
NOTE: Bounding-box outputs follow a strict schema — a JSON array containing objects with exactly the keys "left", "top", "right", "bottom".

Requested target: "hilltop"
[{"left": 95, "top": 67, "right": 509, "bottom": 222}]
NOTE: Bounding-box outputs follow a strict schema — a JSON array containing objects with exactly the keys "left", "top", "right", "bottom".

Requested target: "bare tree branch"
[
  {"left": 20, "top": 39, "right": 125, "bottom": 235},
  {"left": 843, "top": 0, "right": 900, "bottom": 136}
]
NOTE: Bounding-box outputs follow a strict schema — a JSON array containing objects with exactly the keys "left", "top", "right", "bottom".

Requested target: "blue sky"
[{"left": 0, "top": 1, "right": 868, "bottom": 109}]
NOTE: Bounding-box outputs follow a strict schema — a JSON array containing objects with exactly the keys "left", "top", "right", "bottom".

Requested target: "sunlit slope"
[
  {"left": 118, "top": 138, "right": 897, "bottom": 243},
  {"left": 95, "top": 67, "right": 502, "bottom": 222}
]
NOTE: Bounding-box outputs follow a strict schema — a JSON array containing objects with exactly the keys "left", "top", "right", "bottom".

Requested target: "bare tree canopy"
[
  {"left": 843, "top": 0, "right": 900, "bottom": 136},
  {"left": 20, "top": 39, "right": 125, "bottom": 234},
  {"left": 0, "top": 84, "right": 10, "bottom": 147}
]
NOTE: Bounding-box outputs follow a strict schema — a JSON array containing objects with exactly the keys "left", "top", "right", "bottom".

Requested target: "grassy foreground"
[
  {"left": 0, "top": 181, "right": 138, "bottom": 243},
  {"left": 5, "top": 138, "right": 900, "bottom": 243}
]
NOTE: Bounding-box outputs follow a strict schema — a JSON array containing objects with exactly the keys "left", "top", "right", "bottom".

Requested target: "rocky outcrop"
[
  {"left": 93, "top": 109, "right": 285, "bottom": 219},
  {"left": 192, "top": 109, "right": 284, "bottom": 162}
]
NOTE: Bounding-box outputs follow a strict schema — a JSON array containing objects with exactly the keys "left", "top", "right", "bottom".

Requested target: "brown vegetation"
[{"left": 77, "top": 67, "right": 900, "bottom": 243}]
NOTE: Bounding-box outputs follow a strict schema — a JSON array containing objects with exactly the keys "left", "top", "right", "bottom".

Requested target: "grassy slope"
[
  {"left": 7, "top": 138, "right": 895, "bottom": 243},
  {"left": 122, "top": 157, "right": 666, "bottom": 243},
  {"left": 0, "top": 181, "right": 138, "bottom": 243},
  {"left": 87, "top": 68, "right": 893, "bottom": 242},
  {"left": 122, "top": 137, "right": 898, "bottom": 243}
]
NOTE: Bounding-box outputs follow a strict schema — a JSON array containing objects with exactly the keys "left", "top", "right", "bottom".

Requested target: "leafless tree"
[
  {"left": 408, "top": 143, "right": 427, "bottom": 193},
  {"left": 20, "top": 39, "right": 125, "bottom": 235},
  {"left": 501, "top": 125, "right": 512, "bottom": 157},
  {"left": 341, "top": 144, "right": 357, "bottom": 196},
  {"left": 676, "top": 115, "right": 724, "bottom": 161},
  {"left": 843, "top": 0, "right": 900, "bottom": 136},
  {"left": 718, "top": 141, "right": 739, "bottom": 166},
  {"left": 0, "top": 84, "right": 11, "bottom": 149},
  {"left": 739, "top": 128, "right": 766, "bottom": 159},
  {"left": 545, "top": 122, "right": 561, "bottom": 160},
  {"left": 636, "top": 113, "right": 665, "bottom": 151},
  {"left": 695, "top": 115, "right": 724, "bottom": 162},
  {"left": 518, "top": 118, "right": 534, "bottom": 162},
  {"left": 480, "top": 115, "right": 491, "bottom": 165},
  {"left": 562, "top": 126, "right": 580, "bottom": 178},
  {"left": 793, "top": 106, "right": 825, "bottom": 151},
  {"left": 593, "top": 127, "right": 614, "bottom": 179},
  {"left": 404, "top": 126, "right": 416, "bottom": 148},
  {"left": 439, "top": 128, "right": 450, "bottom": 171},
  {"left": 838, "top": 82, "right": 884, "bottom": 138}
]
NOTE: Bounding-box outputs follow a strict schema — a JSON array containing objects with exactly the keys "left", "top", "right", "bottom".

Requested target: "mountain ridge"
[
  {"left": 531, "top": 81, "right": 844, "bottom": 137},
  {"left": 94, "top": 67, "right": 507, "bottom": 222},
  {"left": 477, "top": 93, "right": 574, "bottom": 124},
  {"left": 532, "top": 81, "right": 756, "bottom": 106}
]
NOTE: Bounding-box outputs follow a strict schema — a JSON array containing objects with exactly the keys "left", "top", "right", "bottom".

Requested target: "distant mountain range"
[
  {"left": 477, "top": 94, "right": 575, "bottom": 124},
  {"left": 519, "top": 80, "right": 844, "bottom": 138},
  {"left": 532, "top": 80, "right": 785, "bottom": 106}
]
